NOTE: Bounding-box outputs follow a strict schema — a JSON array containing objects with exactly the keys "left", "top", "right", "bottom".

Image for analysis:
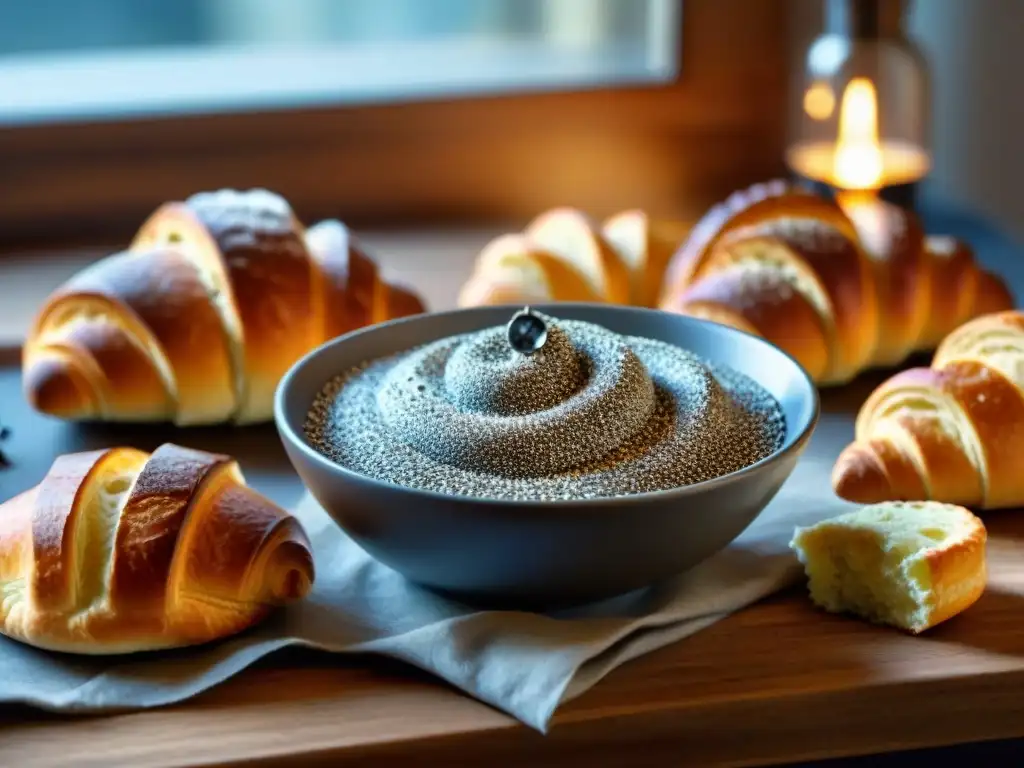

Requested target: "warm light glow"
[
  {"left": 832, "top": 77, "right": 884, "bottom": 190},
  {"left": 803, "top": 81, "right": 835, "bottom": 121},
  {"left": 786, "top": 75, "right": 930, "bottom": 192}
]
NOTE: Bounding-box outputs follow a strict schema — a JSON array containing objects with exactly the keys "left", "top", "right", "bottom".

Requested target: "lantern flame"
[{"left": 832, "top": 77, "right": 885, "bottom": 191}]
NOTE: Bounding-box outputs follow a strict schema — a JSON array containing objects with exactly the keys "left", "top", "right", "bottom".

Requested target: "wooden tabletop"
[
  {"left": 4, "top": 218, "right": 1024, "bottom": 767},
  {"left": 5, "top": 478, "right": 1024, "bottom": 767}
]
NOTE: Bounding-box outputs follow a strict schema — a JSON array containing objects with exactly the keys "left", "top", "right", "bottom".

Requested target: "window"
[
  {"left": 0, "top": 0, "right": 790, "bottom": 248},
  {"left": 2, "top": 0, "right": 679, "bottom": 124}
]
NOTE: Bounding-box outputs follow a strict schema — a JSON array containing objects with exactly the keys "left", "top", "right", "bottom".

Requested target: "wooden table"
[{"left": 2, "top": 210, "right": 1024, "bottom": 767}]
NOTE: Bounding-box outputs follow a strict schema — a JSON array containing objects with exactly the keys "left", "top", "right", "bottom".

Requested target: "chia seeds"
[{"left": 304, "top": 314, "right": 786, "bottom": 502}]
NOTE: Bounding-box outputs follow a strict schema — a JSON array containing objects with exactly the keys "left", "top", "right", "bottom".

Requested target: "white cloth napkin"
[{"left": 0, "top": 431, "right": 854, "bottom": 732}]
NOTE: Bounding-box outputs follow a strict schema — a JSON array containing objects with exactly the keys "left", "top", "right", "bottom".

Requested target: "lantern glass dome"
[{"left": 786, "top": 0, "right": 931, "bottom": 193}]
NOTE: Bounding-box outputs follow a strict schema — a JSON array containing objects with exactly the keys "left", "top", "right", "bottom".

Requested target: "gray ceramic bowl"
[{"left": 275, "top": 303, "right": 819, "bottom": 608}]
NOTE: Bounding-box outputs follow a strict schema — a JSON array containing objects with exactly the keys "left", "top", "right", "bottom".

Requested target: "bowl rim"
[{"left": 274, "top": 303, "right": 821, "bottom": 510}]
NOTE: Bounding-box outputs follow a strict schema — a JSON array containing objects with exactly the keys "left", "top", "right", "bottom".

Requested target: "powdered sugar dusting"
[
  {"left": 763, "top": 217, "right": 852, "bottom": 256},
  {"left": 925, "top": 235, "right": 958, "bottom": 258},
  {"left": 186, "top": 188, "right": 300, "bottom": 252}
]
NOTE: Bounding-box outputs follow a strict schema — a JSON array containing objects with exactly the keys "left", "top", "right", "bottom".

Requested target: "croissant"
[
  {"left": 659, "top": 181, "right": 1014, "bottom": 385},
  {"left": 0, "top": 443, "right": 314, "bottom": 654},
  {"left": 833, "top": 310, "right": 1024, "bottom": 510},
  {"left": 23, "top": 189, "right": 426, "bottom": 426},
  {"left": 458, "top": 207, "right": 689, "bottom": 308}
]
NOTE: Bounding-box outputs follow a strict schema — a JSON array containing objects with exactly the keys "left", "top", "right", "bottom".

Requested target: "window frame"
[{"left": 0, "top": 0, "right": 791, "bottom": 250}]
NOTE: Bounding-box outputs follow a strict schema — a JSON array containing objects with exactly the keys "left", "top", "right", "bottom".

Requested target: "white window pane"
[{"left": 0, "top": 0, "right": 681, "bottom": 125}]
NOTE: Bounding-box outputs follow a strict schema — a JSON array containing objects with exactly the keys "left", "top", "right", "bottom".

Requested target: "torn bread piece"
[{"left": 790, "top": 501, "right": 986, "bottom": 634}]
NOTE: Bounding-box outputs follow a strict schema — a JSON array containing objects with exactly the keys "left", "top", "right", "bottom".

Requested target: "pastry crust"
[
  {"left": 835, "top": 311, "right": 1024, "bottom": 509},
  {"left": 661, "top": 183, "right": 1012, "bottom": 385},
  {"left": 601, "top": 210, "right": 690, "bottom": 308},
  {"left": 23, "top": 189, "right": 426, "bottom": 426},
  {"left": 458, "top": 233, "right": 603, "bottom": 308},
  {"left": 0, "top": 444, "right": 314, "bottom": 654},
  {"left": 698, "top": 216, "right": 877, "bottom": 384},
  {"left": 664, "top": 264, "right": 831, "bottom": 382},
  {"left": 660, "top": 179, "right": 859, "bottom": 301},
  {"left": 524, "top": 207, "right": 632, "bottom": 305},
  {"left": 460, "top": 208, "right": 642, "bottom": 308}
]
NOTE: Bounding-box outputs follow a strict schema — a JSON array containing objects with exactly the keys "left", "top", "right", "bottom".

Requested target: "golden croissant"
[
  {"left": 0, "top": 443, "right": 315, "bottom": 654},
  {"left": 833, "top": 310, "right": 1024, "bottom": 510},
  {"left": 660, "top": 180, "right": 1014, "bottom": 385},
  {"left": 458, "top": 207, "right": 690, "bottom": 309},
  {"left": 23, "top": 189, "right": 426, "bottom": 426}
]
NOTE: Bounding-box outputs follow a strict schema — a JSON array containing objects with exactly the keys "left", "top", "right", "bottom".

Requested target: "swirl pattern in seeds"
[{"left": 305, "top": 313, "right": 785, "bottom": 501}]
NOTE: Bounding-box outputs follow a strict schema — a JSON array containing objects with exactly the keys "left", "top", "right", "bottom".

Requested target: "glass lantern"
[{"left": 786, "top": 0, "right": 931, "bottom": 208}]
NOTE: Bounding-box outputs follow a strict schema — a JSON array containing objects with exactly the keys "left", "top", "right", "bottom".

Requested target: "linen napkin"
[{"left": 0, "top": 429, "right": 854, "bottom": 733}]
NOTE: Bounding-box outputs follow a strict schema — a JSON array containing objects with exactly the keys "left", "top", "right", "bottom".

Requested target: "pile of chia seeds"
[{"left": 305, "top": 314, "right": 785, "bottom": 502}]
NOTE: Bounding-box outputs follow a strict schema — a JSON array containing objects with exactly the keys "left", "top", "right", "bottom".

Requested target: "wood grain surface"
[{"left": 2, "top": 214, "right": 1024, "bottom": 768}]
